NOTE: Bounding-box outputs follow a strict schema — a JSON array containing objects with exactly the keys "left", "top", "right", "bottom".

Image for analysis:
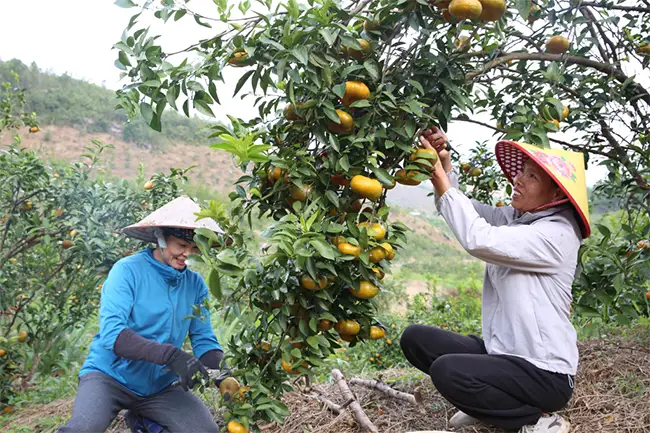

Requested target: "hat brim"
[{"left": 495, "top": 140, "right": 591, "bottom": 238}]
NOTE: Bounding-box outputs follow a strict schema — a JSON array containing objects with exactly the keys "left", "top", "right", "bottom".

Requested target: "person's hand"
[
  {"left": 419, "top": 126, "right": 452, "bottom": 173},
  {"left": 166, "top": 348, "right": 209, "bottom": 391}
]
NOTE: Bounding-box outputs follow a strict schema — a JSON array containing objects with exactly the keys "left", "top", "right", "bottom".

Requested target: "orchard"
[{"left": 109, "top": 0, "right": 650, "bottom": 431}]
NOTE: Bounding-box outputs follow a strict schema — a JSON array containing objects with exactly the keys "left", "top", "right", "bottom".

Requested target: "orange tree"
[
  {"left": 114, "top": 0, "right": 650, "bottom": 429},
  {"left": 0, "top": 74, "right": 197, "bottom": 409}
]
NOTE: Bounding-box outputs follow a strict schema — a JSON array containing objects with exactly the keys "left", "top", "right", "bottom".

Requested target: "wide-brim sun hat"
[
  {"left": 121, "top": 195, "right": 224, "bottom": 243},
  {"left": 495, "top": 140, "right": 591, "bottom": 238}
]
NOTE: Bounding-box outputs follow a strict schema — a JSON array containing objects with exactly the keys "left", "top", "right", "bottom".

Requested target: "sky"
[{"left": 0, "top": 0, "right": 611, "bottom": 186}]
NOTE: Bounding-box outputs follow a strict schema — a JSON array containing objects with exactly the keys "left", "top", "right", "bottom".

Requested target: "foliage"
[
  {"left": 0, "top": 59, "right": 218, "bottom": 150},
  {"left": 115, "top": 0, "right": 650, "bottom": 430}
]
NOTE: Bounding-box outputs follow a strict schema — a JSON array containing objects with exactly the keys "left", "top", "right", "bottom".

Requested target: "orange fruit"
[
  {"left": 395, "top": 169, "right": 421, "bottom": 186},
  {"left": 363, "top": 19, "right": 381, "bottom": 32},
  {"left": 478, "top": 0, "right": 505, "bottom": 21},
  {"left": 496, "top": 201, "right": 505, "bottom": 207},
  {"left": 338, "top": 242, "right": 362, "bottom": 257},
  {"left": 369, "top": 326, "right": 386, "bottom": 340},
  {"left": 637, "top": 44, "right": 650, "bottom": 54},
  {"left": 646, "top": 291, "right": 650, "bottom": 300},
  {"left": 330, "top": 173, "right": 350, "bottom": 186},
  {"left": 29, "top": 126, "right": 39, "bottom": 133},
  {"left": 369, "top": 247, "right": 387, "bottom": 263},
  {"left": 281, "top": 359, "right": 307, "bottom": 374},
  {"left": 358, "top": 222, "right": 387, "bottom": 241},
  {"left": 17, "top": 331, "right": 27, "bottom": 343},
  {"left": 637, "top": 240, "right": 649, "bottom": 250},
  {"left": 21, "top": 200, "right": 33, "bottom": 211},
  {"left": 334, "top": 319, "right": 361, "bottom": 336},
  {"left": 327, "top": 109, "right": 354, "bottom": 134},
  {"left": 410, "top": 148, "right": 439, "bottom": 169},
  {"left": 331, "top": 235, "right": 346, "bottom": 246},
  {"left": 0, "top": 349, "right": 6, "bottom": 357},
  {"left": 546, "top": 35, "right": 570, "bottom": 54},
  {"left": 469, "top": 167, "right": 483, "bottom": 177},
  {"left": 380, "top": 243, "right": 395, "bottom": 260},
  {"left": 341, "top": 81, "right": 370, "bottom": 107},
  {"left": 290, "top": 185, "right": 311, "bottom": 201},
  {"left": 55, "top": 208, "right": 64, "bottom": 217},
  {"left": 561, "top": 105, "right": 569, "bottom": 120},
  {"left": 345, "top": 38, "right": 372, "bottom": 60},
  {"left": 227, "top": 420, "right": 249, "bottom": 433},
  {"left": 62, "top": 240, "right": 73, "bottom": 249},
  {"left": 350, "top": 175, "right": 383, "bottom": 201},
  {"left": 372, "top": 267, "right": 385, "bottom": 280},
  {"left": 300, "top": 274, "right": 328, "bottom": 290},
  {"left": 284, "top": 102, "right": 305, "bottom": 121},
  {"left": 318, "top": 319, "right": 333, "bottom": 331},
  {"left": 144, "top": 180, "right": 154, "bottom": 190},
  {"left": 351, "top": 281, "right": 380, "bottom": 299},
  {"left": 227, "top": 51, "right": 248, "bottom": 66},
  {"left": 448, "top": 0, "right": 482, "bottom": 19},
  {"left": 219, "top": 377, "right": 241, "bottom": 398}
]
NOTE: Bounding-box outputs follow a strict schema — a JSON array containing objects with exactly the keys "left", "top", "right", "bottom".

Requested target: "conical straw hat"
[
  {"left": 121, "top": 196, "right": 224, "bottom": 243},
  {"left": 495, "top": 140, "right": 591, "bottom": 238}
]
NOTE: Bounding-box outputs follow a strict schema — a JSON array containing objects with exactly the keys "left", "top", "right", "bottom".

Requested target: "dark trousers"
[
  {"left": 57, "top": 372, "right": 220, "bottom": 433},
  {"left": 400, "top": 324, "right": 574, "bottom": 430}
]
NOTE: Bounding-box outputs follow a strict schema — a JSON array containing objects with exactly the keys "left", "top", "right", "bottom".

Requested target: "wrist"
[{"left": 430, "top": 167, "right": 452, "bottom": 196}]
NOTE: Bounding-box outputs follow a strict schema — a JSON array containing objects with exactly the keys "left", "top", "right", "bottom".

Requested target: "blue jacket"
[{"left": 80, "top": 248, "right": 221, "bottom": 396}]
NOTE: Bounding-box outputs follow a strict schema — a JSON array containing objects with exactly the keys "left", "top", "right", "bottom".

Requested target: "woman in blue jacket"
[{"left": 58, "top": 196, "right": 226, "bottom": 433}]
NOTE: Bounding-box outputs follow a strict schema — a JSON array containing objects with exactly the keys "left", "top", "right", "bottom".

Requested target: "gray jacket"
[{"left": 435, "top": 169, "right": 581, "bottom": 375}]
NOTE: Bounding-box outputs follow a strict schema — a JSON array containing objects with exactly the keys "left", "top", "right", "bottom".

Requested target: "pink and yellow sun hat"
[{"left": 495, "top": 140, "right": 591, "bottom": 238}]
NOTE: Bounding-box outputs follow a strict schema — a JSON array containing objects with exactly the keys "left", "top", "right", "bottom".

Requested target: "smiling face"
[
  {"left": 158, "top": 235, "right": 200, "bottom": 270},
  {"left": 511, "top": 159, "right": 565, "bottom": 213}
]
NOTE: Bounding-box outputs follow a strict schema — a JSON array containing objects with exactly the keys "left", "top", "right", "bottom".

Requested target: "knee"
[
  {"left": 399, "top": 324, "right": 425, "bottom": 353},
  {"left": 430, "top": 355, "right": 458, "bottom": 394}
]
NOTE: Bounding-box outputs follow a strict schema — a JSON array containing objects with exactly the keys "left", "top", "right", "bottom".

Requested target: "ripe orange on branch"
[
  {"left": 478, "top": 0, "right": 505, "bottom": 21},
  {"left": 341, "top": 81, "right": 370, "bottom": 107},
  {"left": 546, "top": 35, "right": 570, "bottom": 54},
  {"left": 369, "top": 326, "right": 386, "bottom": 340},
  {"left": 300, "top": 274, "right": 328, "bottom": 291},
  {"left": 227, "top": 420, "right": 249, "bottom": 433},
  {"left": 358, "top": 222, "right": 387, "bottom": 241},
  {"left": 350, "top": 281, "right": 380, "bottom": 299},
  {"left": 369, "top": 246, "right": 387, "bottom": 263},
  {"left": 327, "top": 109, "right": 354, "bottom": 134},
  {"left": 395, "top": 169, "right": 421, "bottom": 186},
  {"left": 350, "top": 175, "right": 383, "bottom": 201},
  {"left": 335, "top": 319, "right": 361, "bottom": 336},
  {"left": 227, "top": 50, "right": 248, "bottom": 66},
  {"left": 448, "top": 0, "right": 483, "bottom": 19},
  {"left": 338, "top": 242, "right": 362, "bottom": 257},
  {"left": 342, "top": 38, "right": 372, "bottom": 60}
]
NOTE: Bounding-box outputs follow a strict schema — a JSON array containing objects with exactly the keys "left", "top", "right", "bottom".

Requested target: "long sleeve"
[
  {"left": 438, "top": 188, "right": 571, "bottom": 273},
  {"left": 98, "top": 261, "right": 136, "bottom": 352},
  {"left": 188, "top": 279, "right": 222, "bottom": 359},
  {"left": 114, "top": 328, "right": 176, "bottom": 365},
  {"left": 435, "top": 168, "right": 514, "bottom": 226}
]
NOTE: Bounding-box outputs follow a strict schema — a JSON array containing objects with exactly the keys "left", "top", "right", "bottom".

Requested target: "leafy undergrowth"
[{"left": 3, "top": 335, "right": 648, "bottom": 433}]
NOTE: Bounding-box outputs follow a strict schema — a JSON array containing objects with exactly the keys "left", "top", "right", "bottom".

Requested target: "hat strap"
[
  {"left": 153, "top": 228, "right": 169, "bottom": 262},
  {"left": 531, "top": 198, "right": 570, "bottom": 213}
]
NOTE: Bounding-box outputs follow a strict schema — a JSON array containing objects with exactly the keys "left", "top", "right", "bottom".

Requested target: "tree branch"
[
  {"left": 579, "top": 2, "right": 650, "bottom": 12},
  {"left": 331, "top": 369, "right": 378, "bottom": 433},
  {"left": 579, "top": 8, "right": 610, "bottom": 62},
  {"left": 467, "top": 53, "right": 650, "bottom": 105},
  {"left": 450, "top": 116, "right": 612, "bottom": 159},
  {"left": 598, "top": 120, "right": 649, "bottom": 190}
]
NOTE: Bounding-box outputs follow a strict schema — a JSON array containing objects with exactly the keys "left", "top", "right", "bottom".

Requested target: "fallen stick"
[
  {"left": 350, "top": 378, "right": 423, "bottom": 405},
  {"left": 331, "top": 368, "right": 379, "bottom": 433},
  {"left": 310, "top": 393, "right": 344, "bottom": 414}
]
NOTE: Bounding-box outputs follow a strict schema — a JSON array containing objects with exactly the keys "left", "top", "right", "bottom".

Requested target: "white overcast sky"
[{"left": 0, "top": 0, "right": 611, "bottom": 186}]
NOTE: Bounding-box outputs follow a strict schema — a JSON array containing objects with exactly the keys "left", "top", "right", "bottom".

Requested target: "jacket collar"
[
  {"left": 513, "top": 202, "right": 574, "bottom": 226},
  {"left": 141, "top": 247, "right": 187, "bottom": 283}
]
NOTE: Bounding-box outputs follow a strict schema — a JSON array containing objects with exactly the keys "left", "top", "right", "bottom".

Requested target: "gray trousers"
[{"left": 57, "top": 372, "right": 220, "bottom": 433}]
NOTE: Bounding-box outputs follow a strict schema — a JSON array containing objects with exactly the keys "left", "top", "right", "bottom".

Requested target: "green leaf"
[
  {"left": 339, "top": 155, "right": 350, "bottom": 172},
  {"left": 363, "top": 60, "right": 380, "bottom": 81},
  {"left": 216, "top": 249, "right": 242, "bottom": 268},
  {"left": 515, "top": 0, "right": 531, "bottom": 20},
  {"left": 311, "top": 239, "right": 336, "bottom": 260},
  {"left": 333, "top": 83, "right": 346, "bottom": 99},
  {"left": 319, "top": 29, "right": 335, "bottom": 47},
  {"left": 349, "top": 100, "right": 371, "bottom": 108},
  {"left": 370, "top": 166, "right": 393, "bottom": 186},
  {"left": 114, "top": 0, "right": 136, "bottom": 8},
  {"left": 194, "top": 98, "right": 215, "bottom": 117},
  {"left": 208, "top": 269, "right": 222, "bottom": 299},
  {"left": 325, "top": 190, "right": 340, "bottom": 208},
  {"left": 233, "top": 70, "right": 255, "bottom": 97},
  {"left": 292, "top": 47, "right": 309, "bottom": 65}
]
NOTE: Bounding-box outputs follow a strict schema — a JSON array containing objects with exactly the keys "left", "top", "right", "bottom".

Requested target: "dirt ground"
[{"left": 5, "top": 338, "right": 648, "bottom": 433}]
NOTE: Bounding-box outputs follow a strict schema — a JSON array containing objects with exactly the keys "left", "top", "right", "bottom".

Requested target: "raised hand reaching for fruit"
[{"left": 419, "top": 126, "right": 452, "bottom": 173}]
